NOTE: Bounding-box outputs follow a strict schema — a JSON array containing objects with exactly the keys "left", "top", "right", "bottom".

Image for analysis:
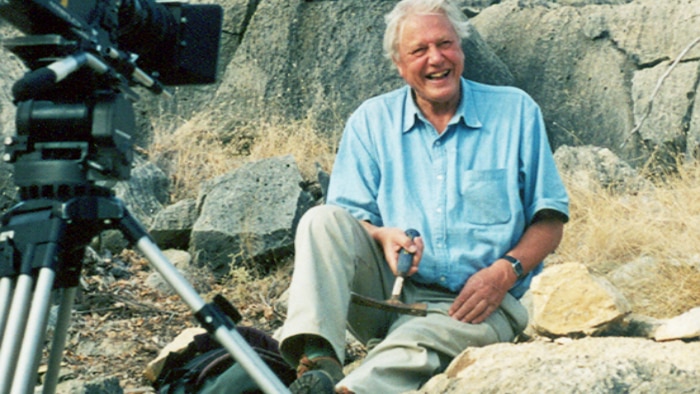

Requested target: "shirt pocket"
[{"left": 460, "top": 169, "right": 512, "bottom": 225}]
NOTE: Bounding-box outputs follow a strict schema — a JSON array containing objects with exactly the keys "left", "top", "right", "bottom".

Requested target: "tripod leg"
[
  {"left": 42, "top": 287, "right": 77, "bottom": 394},
  {"left": 0, "top": 277, "right": 13, "bottom": 339},
  {"left": 12, "top": 267, "right": 55, "bottom": 394},
  {"left": 0, "top": 274, "right": 34, "bottom": 394},
  {"left": 135, "top": 236, "right": 291, "bottom": 394}
]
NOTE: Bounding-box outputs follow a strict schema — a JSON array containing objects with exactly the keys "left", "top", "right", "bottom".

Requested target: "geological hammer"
[{"left": 350, "top": 229, "right": 428, "bottom": 316}]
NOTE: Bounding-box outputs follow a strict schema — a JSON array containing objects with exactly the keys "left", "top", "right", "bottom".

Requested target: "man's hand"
[
  {"left": 448, "top": 260, "right": 516, "bottom": 324},
  {"left": 449, "top": 217, "right": 565, "bottom": 324},
  {"left": 361, "top": 223, "right": 424, "bottom": 276}
]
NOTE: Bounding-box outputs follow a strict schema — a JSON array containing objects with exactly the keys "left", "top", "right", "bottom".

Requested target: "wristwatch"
[{"left": 502, "top": 255, "right": 525, "bottom": 279}]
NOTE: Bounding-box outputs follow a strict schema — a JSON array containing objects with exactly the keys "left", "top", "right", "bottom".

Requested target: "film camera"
[
  {"left": 0, "top": 2, "right": 289, "bottom": 394},
  {"left": 0, "top": 0, "right": 223, "bottom": 194}
]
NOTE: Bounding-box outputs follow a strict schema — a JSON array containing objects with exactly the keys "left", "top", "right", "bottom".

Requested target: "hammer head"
[{"left": 350, "top": 292, "right": 428, "bottom": 317}]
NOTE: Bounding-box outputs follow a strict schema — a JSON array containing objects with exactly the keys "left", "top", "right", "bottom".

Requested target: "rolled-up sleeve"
[{"left": 519, "top": 99, "right": 569, "bottom": 225}]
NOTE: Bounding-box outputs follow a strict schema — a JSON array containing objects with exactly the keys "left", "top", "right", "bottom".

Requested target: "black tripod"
[{"left": 0, "top": 45, "right": 290, "bottom": 394}]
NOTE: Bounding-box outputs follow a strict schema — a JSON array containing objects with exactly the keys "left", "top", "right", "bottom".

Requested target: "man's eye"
[
  {"left": 438, "top": 40, "right": 452, "bottom": 49},
  {"left": 411, "top": 47, "right": 427, "bottom": 56}
]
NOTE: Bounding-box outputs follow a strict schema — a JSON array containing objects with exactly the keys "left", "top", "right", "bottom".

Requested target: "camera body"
[
  {"left": 0, "top": 0, "right": 223, "bottom": 195},
  {"left": 0, "top": 0, "right": 223, "bottom": 85}
]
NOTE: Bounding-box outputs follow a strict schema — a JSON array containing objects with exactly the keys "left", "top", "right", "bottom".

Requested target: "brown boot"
[
  {"left": 296, "top": 355, "right": 344, "bottom": 380},
  {"left": 290, "top": 355, "right": 346, "bottom": 394}
]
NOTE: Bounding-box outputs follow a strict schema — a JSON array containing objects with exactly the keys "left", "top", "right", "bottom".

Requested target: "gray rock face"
[
  {"left": 190, "top": 155, "right": 314, "bottom": 276},
  {"left": 113, "top": 158, "right": 170, "bottom": 227},
  {"left": 149, "top": 199, "right": 198, "bottom": 250},
  {"left": 471, "top": 0, "right": 700, "bottom": 166},
  {"left": 216, "top": 0, "right": 400, "bottom": 134},
  {"left": 554, "top": 145, "right": 649, "bottom": 192}
]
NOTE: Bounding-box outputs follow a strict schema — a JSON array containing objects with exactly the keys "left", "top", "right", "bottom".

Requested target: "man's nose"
[{"left": 427, "top": 45, "right": 444, "bottom": 64}]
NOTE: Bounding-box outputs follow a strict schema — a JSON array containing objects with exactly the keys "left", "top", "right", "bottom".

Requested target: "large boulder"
[
  {"left": 554, "top": 145, "right": 649, "bottom": 192},
  {"left": 148, "top": 199, "right": 199, "bottom": 250},
  {"left": 404, "top": 259, "right": 700, "bottom": 393},
  {"left": 471, "top": 0, "right": 700, "bottom": 167},
  {"left": 190, "top": 155, "right": 314, "bottom": 277}
]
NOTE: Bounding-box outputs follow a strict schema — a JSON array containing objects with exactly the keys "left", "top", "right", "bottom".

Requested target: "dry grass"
[
  {"left": 149, "top": 112, "right": 337, "bottom": 201},
  {"left": 556, "top": 163, "right": 700, "bottom": 318},
  {"left": 244, "top": 120, "right": 338, "bottom": 182},
  {"left": 149, "top": 111, "right": 242, "bottom": 201},
  {"left": 558, "top": 163, "right": 700, "bottom": 270},
  {"left": 149, "top": 117, "right": 700, "bottom": 319}
]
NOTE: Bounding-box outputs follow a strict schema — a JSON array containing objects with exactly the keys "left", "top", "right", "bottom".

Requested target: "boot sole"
[{"left": 289, "top": 370, "right": 336, "bottom": 394}]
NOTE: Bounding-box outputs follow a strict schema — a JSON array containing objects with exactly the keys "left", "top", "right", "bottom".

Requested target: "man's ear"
[{"left": 394, "top": 57, "right": 407, "bottom": 80}]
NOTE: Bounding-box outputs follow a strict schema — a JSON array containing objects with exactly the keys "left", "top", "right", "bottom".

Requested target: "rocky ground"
[{"left": 43, "top": 248, "right": 303, "bottom": 393}]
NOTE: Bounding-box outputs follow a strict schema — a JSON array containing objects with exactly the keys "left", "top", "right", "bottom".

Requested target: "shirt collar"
[{"left": 402, "top": 77, "right": 483, "bottom": 133}]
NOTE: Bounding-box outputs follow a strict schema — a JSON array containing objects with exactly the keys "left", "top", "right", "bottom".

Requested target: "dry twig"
[{"left": 622, "top": 35, "right": 700, "bottom": 147}]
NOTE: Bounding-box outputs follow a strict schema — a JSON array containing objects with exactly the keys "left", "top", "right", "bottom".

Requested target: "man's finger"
[
  {"left": 459, "top": 298, "right": 489, "bottom": 323},
  {"left": 449, "top": 289, "right": 480, "bottom": 320},
  {"left": 467, "top": 302, "right": 496, "bottom": 324}
]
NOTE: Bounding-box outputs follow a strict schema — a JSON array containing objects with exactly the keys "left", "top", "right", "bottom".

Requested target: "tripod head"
[{"left": 0, "top": 0, "right": 223, "bottom": 200}]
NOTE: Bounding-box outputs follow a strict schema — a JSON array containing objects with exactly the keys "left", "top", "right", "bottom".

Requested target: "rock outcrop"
[
  {"left": 471, "top": 0, "right": 700, "bottom": 167},
  {"left": 410, "top": 337, "right": 700, "bottom": 394},
  {"left": 190, "top": 155, "right": 314, "bottom": 276}
]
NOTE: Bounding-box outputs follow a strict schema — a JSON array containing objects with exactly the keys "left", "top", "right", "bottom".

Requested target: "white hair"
[{"left": 383, "top": 0, "right": 471, "bottom": 62}]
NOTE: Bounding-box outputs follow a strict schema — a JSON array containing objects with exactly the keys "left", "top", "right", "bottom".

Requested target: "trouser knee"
[{"left": 296, "top": 204, "right": 355, "bottom": 241}]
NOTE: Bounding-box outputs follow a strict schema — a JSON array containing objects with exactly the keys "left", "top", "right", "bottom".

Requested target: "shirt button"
[
  {"left": 440, "top": 276, "right": 447, "bottom": 282},
  {"left": 436, "top": 208, "right": 442, "bottom": 213},
  {"left": 437, "top": 175, "right": 444, "bottom": 181}
]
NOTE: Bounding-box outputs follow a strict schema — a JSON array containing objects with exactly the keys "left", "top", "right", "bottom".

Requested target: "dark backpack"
[{"left": 153, "top": 326, "right": 296, "bottom": 394}]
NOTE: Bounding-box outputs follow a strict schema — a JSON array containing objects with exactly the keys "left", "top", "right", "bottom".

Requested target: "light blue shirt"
[{"left": 327, "top": 78, "right": 569, "bottom": 298}]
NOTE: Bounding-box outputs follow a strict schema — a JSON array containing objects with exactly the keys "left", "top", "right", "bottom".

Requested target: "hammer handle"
[
  {"left": 392, "top": 229, "right": 420, "bottom": 299},
  {"left": 396, "top": 228, "right": 420, "bottom": 276}
]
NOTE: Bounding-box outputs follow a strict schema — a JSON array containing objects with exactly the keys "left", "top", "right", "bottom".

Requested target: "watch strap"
[{"left": 502, "top": 255, "right": 525, "bottom": 279}]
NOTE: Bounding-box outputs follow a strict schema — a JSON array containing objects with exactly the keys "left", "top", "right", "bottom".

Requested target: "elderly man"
[{"left": 279, "top": 0, "right": 569, "bottom": 393}]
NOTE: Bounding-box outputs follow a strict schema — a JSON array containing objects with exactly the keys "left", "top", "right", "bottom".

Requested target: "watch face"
[
  {"left": 513, "top": 261, "right": 524, "bottom": 277},
  {"left": 503, "top": 255, "right": 524, "bottom": 278}
]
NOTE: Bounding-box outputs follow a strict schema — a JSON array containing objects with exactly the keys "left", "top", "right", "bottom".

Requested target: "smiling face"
[{"left": 393, "top": 12, "right": 464, "bottom": 115}]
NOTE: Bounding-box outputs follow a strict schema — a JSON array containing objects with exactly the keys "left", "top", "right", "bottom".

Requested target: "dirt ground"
[{"left": 43, "top": 249, "right": 296, "bottom": 393}]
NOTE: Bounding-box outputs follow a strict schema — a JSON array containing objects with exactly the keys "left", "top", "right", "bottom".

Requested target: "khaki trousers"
[{"left": 278, "top": 205, "right": 528, "bottom": 394}]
